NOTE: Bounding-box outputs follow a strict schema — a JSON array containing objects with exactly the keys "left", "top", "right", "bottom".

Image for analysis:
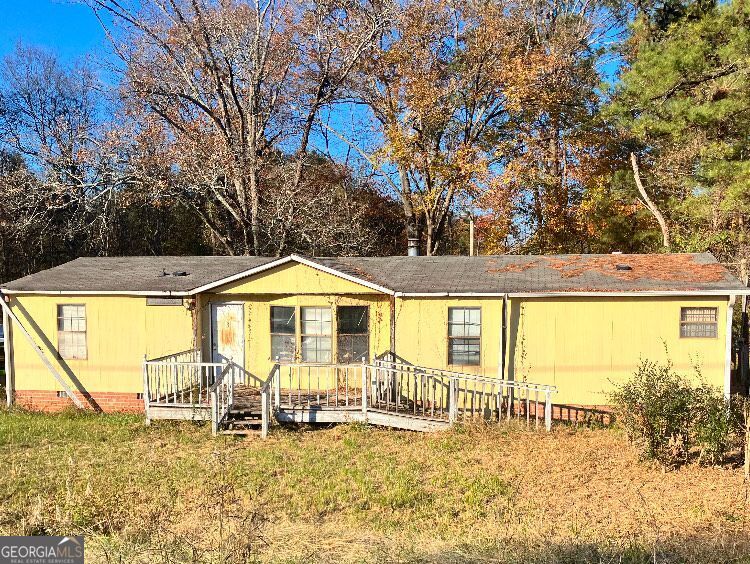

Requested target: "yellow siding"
[
  {"left": 214, "top": 262, "right": 382, "bottom": 295},
  {"left": 205, "top": 261, "right": 391, "bottom": 380},
  {"left": 10, "top": 295, "right": 194, "bottom": 393},
  {"left": 509, "top": 296, "right": 728, "bottom": 405},
  {"left": 200, "top": 294, "right": 391, "bottom": 382},
  {"left": 394, "top": 297, "right": 502, "bottom": 378},
  {"left": 394, "top": 295, "right": 727, "bottom": 406}
]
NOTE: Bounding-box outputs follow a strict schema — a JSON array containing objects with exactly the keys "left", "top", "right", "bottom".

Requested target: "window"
[
  {"left": 57, "top": 304, "right": 87, "bottom": 360},
  {"left": 448, "top": 307, "right": 481, "bottom": 365},
  {"left": 680, "top": 307, "right": 718, "bottom": 338},
  {"left": 337, "top": 306, "right": 369, "bottom": 363},
  {"left": 270, "top": 306, "right": 296, "bottom": 361},
  {"left": 301, "top": 307, "right": 332, "bottom": 363}
]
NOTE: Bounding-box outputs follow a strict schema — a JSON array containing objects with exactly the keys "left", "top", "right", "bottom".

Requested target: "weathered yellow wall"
[
  {"left": 10, "top": 295, "right": 195, "bottom": 393},
  {"left": 508, "top": 296, "right": 728, "bottom": 405},
  {"left": 394, "top": 297, "right": 502, "bottom": 378},
  {"left": 394, "top": 295, "right": 728, "bottom": 405},
  {"left": 204, "top": 262, "right": 392, "bottom": 381},
  {"left": 216, "top": 262, "right": 382, "bottom": 295}
]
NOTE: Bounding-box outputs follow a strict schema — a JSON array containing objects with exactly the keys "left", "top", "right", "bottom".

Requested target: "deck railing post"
[
  {"left": 449, "top": 378, "right": 457, "bottom": 424},
  {"left": 361, "top": 362, "right": 368, "bottom": 417},
  {"left": 274, "top": 364, "right": 281, "bottom": 409},
  {"left": 210, "top": 388, "right": 218, "bottom": 436},
  {"left": 172, "top": 363, "right": 178, "bottom": 404},
  {"left": 544, "top": 389, "right": 552, "bottom": 432},
  {"left": 261, "top": 389, "right": 269, "bottom": 439},
  {"left": 142, "top": 355, "right": 151, "bottom": 426}
]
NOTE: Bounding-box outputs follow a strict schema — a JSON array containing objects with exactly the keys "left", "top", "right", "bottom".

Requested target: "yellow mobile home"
[{"left": 1, "top": 253, "right": 745, "bottom": 432}]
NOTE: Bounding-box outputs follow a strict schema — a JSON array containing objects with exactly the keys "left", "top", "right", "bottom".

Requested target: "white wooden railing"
[
  {"left": 259, "top": 364, "right": 280, "bottom": 439},
  {"left": 144, "top": 351, "right": 557, "bottom": 435},
  {"left": 372, "top": 359, "right": 556, "bottom": 430},
  {"left": 262, "top": 360, "right": 556, "bottom": 433},
  {"left": 209, "top": 363, "right": 236, "bottom": 435}
]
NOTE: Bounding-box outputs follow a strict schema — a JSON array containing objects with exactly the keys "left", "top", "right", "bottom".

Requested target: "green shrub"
[
  {"left": 610, "top": 359, "right": 741, "bottom": 468},
  {"left": 610, "top": 359, "right": 694, "bottom": 466},
  {"left": 692, "top": 385, "right": 741, "bottom": 465}
]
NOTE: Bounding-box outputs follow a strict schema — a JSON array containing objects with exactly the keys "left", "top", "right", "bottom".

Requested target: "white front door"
[{"left": 211, "top": 303, "right": 244, "bottom": 364}]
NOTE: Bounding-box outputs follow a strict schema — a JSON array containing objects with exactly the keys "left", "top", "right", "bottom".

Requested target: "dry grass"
[{"left": 1, "top": 409, "right": 749, "bottom": 563}]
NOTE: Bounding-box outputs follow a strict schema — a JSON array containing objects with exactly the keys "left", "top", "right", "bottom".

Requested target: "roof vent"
[
  {"left": 172, "top": 271, "right": 189, "bottom": 277},
  {"left": 615, "top": 264, "right": 632, "bottom": 271}
]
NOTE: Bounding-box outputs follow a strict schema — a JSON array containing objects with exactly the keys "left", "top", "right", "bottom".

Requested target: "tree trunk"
[{"left": 630, "top": 153, "right": 671, "bottom": 251}]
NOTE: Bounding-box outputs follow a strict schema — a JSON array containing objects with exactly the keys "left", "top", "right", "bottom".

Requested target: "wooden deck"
[
  {"left": 230, "top": 385, "right": 450, "bottom": 432},
  {"left": 143, "top": 356, "right": 557, "bottom": 436}
]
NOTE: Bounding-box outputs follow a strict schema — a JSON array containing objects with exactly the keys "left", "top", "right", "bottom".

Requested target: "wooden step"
[
  {"left": 227, "top": 418, "right": 262, "bottom": 428},
  {"left": 220, "top": 428, "right": 261, "bottom": 437}
]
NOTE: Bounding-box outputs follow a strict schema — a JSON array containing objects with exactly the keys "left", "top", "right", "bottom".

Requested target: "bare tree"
[
  {"left": 0, "top": 45, "right": 120, "bottom": 262},
  {"left": 91, "top": 0, "right": 387, "bottom": 256}
]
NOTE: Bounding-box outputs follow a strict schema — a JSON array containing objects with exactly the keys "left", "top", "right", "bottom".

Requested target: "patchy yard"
[{"left": 0, "top": 409, "right": 748, "bottom": 563}]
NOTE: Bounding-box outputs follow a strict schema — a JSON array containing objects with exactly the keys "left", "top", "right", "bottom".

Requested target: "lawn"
[{"left": 0, "top": 409, "right": 749, "bottom": 563}]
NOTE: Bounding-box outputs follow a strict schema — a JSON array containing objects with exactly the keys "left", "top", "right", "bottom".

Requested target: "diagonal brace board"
[{"left": 0, "top": 292, "right": 85, "bottom": 409}]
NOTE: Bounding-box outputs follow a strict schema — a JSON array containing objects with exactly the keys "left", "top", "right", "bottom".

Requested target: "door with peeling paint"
[{"left": 210, "top": 303, "right": 245, "bottom": 365}]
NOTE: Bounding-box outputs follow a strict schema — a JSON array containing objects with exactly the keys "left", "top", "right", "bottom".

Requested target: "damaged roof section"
[
  {"left": 1, "top": 253, "right": 745, "bottom": 295},
  {"left": 310, "top": 253, "right": 745, "bottom": 294}
]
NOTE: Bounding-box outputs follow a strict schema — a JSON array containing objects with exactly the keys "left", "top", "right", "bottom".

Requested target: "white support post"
[
  {"left": 274, "top": 364, "right": 281, "bottom": 409},
  {"left": 210, "top": 389, "right": 218, "bottom": 436},
  {"left": 142, "top": 355, "right": 151, "bottom": 426},
  {"left": 261, "top": 390, "right": 269, "bottom": 439},
  {"left": 449, "top": 378, "right": 457, "bottom": 424},
  {"left": 3, "top": 304, "right": 13, "bottom": 408},
  {"left": 361, "top": 362, "right": 368, "bottom": 416},
  {"left": 544, "top": 389, "right": 552, "bottom": 432}
]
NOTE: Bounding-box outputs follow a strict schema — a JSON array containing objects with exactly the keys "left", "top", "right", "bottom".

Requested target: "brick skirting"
[{"left": 13, "top": 390, "right": 144, "bottom": 413}]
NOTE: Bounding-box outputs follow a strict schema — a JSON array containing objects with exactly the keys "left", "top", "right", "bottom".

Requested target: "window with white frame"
[
  {"left": 680, "top": 307, "right": 718, "bottom": 338},
  {"left": 270, "top": 306, "right": 296, "bottom": 361},
  {"left": 337, "top": 306, "right": 369, "bottom": 363},
  {"left": 57, "top": 304, "right": 87, "bottom": 360},
  {"left": 448, "top": 307, "right": 481, "bottom": 365},
  {"left": 301, "top": 307, "right": 332, "bottom": 363}
]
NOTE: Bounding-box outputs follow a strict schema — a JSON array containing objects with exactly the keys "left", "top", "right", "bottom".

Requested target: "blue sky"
[{"left": 0, "top": 0, "right": 109, "bottom": 63}]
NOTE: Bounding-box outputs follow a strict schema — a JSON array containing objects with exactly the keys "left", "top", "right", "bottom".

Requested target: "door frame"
[{"left": 209, "top": 301, "right": 245, "bottom": 365}]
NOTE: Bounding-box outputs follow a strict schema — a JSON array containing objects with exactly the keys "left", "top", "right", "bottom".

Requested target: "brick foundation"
[{"left": 13, "top": 390, "right": 145, "bottom": 413}]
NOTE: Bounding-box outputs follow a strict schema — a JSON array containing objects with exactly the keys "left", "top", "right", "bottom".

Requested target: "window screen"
[
  {"left": 680, "top": 307, "right": 718, "bottom": 338},
  {"left": 301, "top": 307, "right": 332, "bottom": 363},
  {"left": 270, "top": 306, "right": 296, "bottom": 361},
  {"left": 448, "top": 307, "right": 481, "bottom": 365},
  {"left": 337, "top": 306, "right": 369, "bottom": 363},
  {"left": 57, "top": 304, "right": 87, "bottom": 360}
]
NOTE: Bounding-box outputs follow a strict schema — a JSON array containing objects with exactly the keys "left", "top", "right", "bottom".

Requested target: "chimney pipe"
[{"left": 407, "top": 237, "right": 419, "bottom": 256}]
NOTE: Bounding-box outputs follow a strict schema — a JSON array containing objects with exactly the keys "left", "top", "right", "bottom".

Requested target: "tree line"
[{"left": 0, "top": 0, "right": 747, "bottom": 283}]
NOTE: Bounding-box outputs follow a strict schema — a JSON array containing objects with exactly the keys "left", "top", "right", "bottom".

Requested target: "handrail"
[
  {"left": 373, "top": 358, "right": 558, "bottom": 392},
  {"left": 259, "top": 363, "right": 280, "bottom": 439},
  {"left": 371, "top": 359, "right": 556, "bottom": 431},
  {"left": 209, "top": 362, "right": 234, "bottom": 435},
  {"left": 145, "top": 348, "right": 201, "bottom": 364}
]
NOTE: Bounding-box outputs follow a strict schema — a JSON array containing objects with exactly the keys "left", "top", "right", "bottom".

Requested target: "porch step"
[
  {"left": 226, "top": 416, "right": 263, "bottom": 429},
  {"left": 220, "top": 428, "right": 262, "bottom": 437}
]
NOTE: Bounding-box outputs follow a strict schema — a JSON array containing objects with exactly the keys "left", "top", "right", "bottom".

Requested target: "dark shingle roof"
[
  {"left": 2, "top": 253, "right": 745, "bottom": 295},
  {"left": 312, "top": 253, "right": 745, "bottom": 294},
  {"left": 2, "top": 256, "right": 276, "bottom": 293}
]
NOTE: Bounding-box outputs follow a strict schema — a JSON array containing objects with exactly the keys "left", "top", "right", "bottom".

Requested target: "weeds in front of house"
[{"left": 1, "top": 410, "right": 749, "bottom": 562}]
